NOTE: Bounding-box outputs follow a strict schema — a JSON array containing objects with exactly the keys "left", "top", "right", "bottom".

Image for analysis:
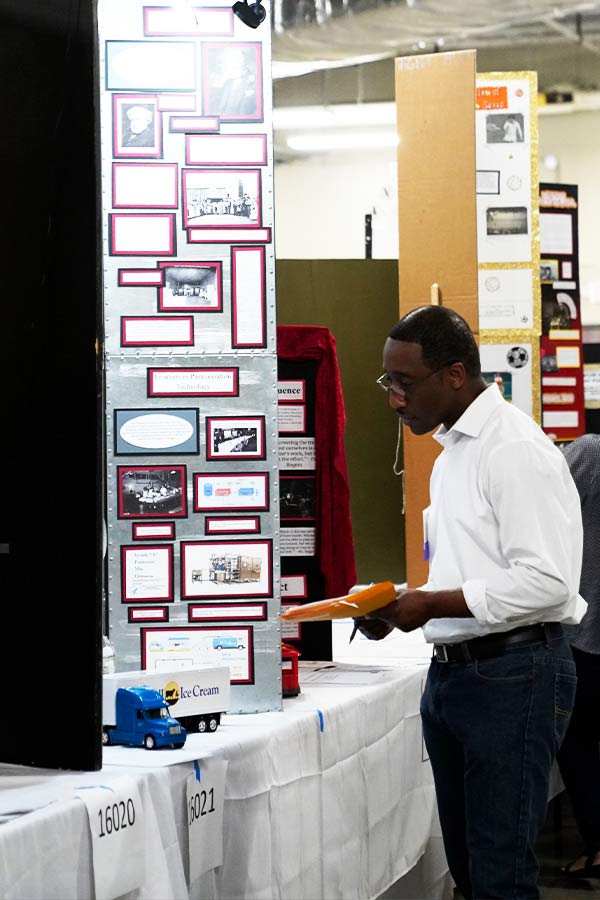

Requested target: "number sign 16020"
[{"left": 98, "top": 798, "right": 136, "bottom": 837}]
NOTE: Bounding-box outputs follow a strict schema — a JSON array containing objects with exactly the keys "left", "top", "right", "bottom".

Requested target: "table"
[{"left": 0, "top": 661, "right": 453, "bottom": 900}]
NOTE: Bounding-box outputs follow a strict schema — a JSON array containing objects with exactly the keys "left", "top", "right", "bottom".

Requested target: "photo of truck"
[
  {"left": 212, "top": 636, "right": 245, "bottom": 651},
  {"left": 102, "top": 686, "right": 186, "bottom": 750}
]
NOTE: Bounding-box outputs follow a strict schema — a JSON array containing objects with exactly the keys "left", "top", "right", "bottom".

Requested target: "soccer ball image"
[{"left": 506, "top": 346, "right": 529, "bottom": 368}]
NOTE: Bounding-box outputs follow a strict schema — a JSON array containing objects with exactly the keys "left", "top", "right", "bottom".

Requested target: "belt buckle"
[{"left": 434, "top": 644, "right": 449, "bottom": 663}]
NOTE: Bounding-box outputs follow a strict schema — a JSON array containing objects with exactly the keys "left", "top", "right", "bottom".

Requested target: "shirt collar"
[{"left": 433, "top": 383, "right": 502, "bottom": 445}]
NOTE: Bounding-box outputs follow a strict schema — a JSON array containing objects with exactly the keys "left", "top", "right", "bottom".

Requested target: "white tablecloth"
[{"left": 0, "top": 660, "right": 453, "bottom": 900}]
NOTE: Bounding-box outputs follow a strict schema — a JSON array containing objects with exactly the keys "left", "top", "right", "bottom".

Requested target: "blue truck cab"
[{"left": 104, "top": 686, "right": 187, "bottom": 750}]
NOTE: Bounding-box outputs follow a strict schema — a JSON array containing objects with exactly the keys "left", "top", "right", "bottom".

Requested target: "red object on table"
[{"left": 282, "top": 642, "right": 301, "bottom": 697}]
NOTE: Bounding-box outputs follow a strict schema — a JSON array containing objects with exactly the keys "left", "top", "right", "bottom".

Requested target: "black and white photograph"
[
  {"left": 117, "top": 465, "right": 187, "bottom": 518},
  {"left": 182, "top": 168, "right": 261, "bottom": 228},
  {"left": 113, "top": 94, "right": 162, "bottom": 158},
  {"left": 486, "top": 206, "right": 528, "bottom": 236},
  {"left": 158, "top": 261, "right": 222, "bottom": 311},
  {"left": 485, "top": 112, "right": 525, "bottom": 144},
  {"left": 540, "top": 259, "right": 559, "bottom": 283},
  {"left": 542, "top": 287, "right": 579, "bottom": 334},
  {"left": 280, "top": 476, "right": 316, "bottom": 521},
  {"left": 206, "top": 416, "right": 266, "bottom": 460},
  {"left": 201, "top": 42, "right": 263, "bottom": 122}
]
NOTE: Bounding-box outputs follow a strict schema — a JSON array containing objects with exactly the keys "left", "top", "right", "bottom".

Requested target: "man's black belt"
[{"left": 432, "top": 622, "right": 563, "bottom": 664}]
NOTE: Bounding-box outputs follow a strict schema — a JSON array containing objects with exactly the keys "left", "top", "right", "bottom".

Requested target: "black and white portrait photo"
[
  {"left": 113, "top": 94, "right": 162, "bottom": 158},
  {"left": 182, "top": 168, "right": 261, "bottom": 227},
  {"left": 202, "top": 43, "right": 263, "bottom": 122}
]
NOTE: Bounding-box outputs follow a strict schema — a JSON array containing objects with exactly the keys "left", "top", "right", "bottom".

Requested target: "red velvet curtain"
[{"left": 277, "top": 325, "right": 357, "bottom": 598}]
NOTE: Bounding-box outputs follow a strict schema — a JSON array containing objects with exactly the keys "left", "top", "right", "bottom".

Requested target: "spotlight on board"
[{"left": 232, "top": 1, "right": 266, "bottom": 28}]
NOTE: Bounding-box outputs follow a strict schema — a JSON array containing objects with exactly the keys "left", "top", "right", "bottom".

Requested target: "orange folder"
[{"left": 279, "top": 581, "right": 396, "bottom": 623}]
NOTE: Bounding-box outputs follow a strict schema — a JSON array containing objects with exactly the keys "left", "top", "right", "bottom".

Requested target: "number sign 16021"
[
  {"left": 98, "top": 798, "right": 136, "bottom": 837},
  {"left": 188, "top": 787, "right": 215, "bottom": 825}
]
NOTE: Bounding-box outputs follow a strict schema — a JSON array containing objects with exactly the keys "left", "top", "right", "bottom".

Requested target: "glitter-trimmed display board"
[{"left": 476, "top": 72, "right": 541, "bottom": 423}]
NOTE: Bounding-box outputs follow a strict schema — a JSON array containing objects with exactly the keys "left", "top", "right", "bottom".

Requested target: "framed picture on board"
[
  {"left": 201, "top": 42, "right": 263, "bottom": 122},
  {"left": 113, "top": 94, "right": 163, "bottom": 158}
]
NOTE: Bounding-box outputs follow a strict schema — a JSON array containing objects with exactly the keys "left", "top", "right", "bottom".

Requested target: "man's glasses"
[{"left": 376, "top": 365, "right": 449, "bottom": 398}]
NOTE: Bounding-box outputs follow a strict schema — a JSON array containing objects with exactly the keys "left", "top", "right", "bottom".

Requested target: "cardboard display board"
[
  {"left": 394, "top": 50, "right": 478, "bottom": 588},
  {"left": 476, "top": 71, "right": 542, "bottom": 425},
  {"left": 395, "top": 55, "right": 543, "bottom": 587}
]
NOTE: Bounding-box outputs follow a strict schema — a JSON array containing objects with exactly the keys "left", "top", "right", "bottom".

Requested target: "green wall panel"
[{"left": 276, "top": 259, "right": 406, "bottom": 585}]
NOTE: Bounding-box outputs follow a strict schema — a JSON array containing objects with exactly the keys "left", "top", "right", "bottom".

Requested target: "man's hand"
[
  {"left": 368, "top": 591, "right": 430, "bottom": 632},
  {"left": 353, "top": 615, "right": 394, "bottom": 641},
  {"left": 365, "top": 587, "right": 470, "bottom": 632}
]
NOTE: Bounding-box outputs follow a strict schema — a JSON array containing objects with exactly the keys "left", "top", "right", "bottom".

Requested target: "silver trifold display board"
[{"left": 97, "top": 0, "right": 282, "bottom": 712}]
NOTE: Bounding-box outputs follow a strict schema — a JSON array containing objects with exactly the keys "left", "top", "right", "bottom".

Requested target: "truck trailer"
[{"left": 103, "top": 665, "right": 230, "bottom": 738}]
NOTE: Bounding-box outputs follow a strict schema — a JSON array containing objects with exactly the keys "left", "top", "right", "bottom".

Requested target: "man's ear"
[{"left": 447, "top": 361, "right": 466, "bottom": 390}]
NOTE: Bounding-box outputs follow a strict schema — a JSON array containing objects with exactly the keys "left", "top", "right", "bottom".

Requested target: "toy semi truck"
[
  {"left": 102, "top": 665, "right": 230, "bottom": 743},
  {"left": 103, "top": 686, "right": 187, "bottom": 750}
]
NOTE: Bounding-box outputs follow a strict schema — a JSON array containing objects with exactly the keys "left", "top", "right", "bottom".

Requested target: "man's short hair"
[{"left": 389, "top": 306, "right": 481, "bottom": 377}]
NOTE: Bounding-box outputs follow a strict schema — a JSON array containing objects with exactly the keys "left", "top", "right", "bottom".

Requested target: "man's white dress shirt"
[{"left": 422, "top": 383, "right": 587, "bottom": 644}]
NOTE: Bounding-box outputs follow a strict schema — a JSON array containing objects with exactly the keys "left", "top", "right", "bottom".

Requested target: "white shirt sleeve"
[{"left": 464, "top": 440, "right": 584, "bottom": 626}]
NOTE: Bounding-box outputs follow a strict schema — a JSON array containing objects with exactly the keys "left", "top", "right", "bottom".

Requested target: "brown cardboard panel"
[
  {"left": 395, "top": 50, "right": 479, "bottom": 586},
  {"left": 395, "top": 49, "right": 478, "bottom": 329}
]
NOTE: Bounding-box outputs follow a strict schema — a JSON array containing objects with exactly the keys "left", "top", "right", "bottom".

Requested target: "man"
[
  {"left": 557, "top": 433, "right": 600, "bottom": 880},
  {"left": 122, "top": 105, "right": 154, "bottom": 148},
  {"left": 357, "top": 305, "right": 585, "bottom": 900},
  {"left": 503, "top": 114, "right": 524, "bottom": 142}
]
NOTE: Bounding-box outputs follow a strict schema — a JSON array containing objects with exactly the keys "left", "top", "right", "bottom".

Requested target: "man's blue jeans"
[{"left": 420, "top": 633, "right": 577, "bottom": 899}]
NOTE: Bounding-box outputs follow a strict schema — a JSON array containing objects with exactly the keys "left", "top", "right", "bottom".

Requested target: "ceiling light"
[
  {"left": 543, "top": 154, "right": 560, "bottom": 171},
  {"left": 232, "top": 1, "right": 266, "bottom": 29}
]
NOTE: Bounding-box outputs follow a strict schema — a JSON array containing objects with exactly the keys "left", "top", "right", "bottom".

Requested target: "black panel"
[
  {"left": 583, "top": 342, "right": 600, "bottom": 434},
  {"left": 0, "top": 0, "right": 102, "bottom": 769},
  {"left": 278, "top": 358, "right": 331, "bottom": 661}
]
